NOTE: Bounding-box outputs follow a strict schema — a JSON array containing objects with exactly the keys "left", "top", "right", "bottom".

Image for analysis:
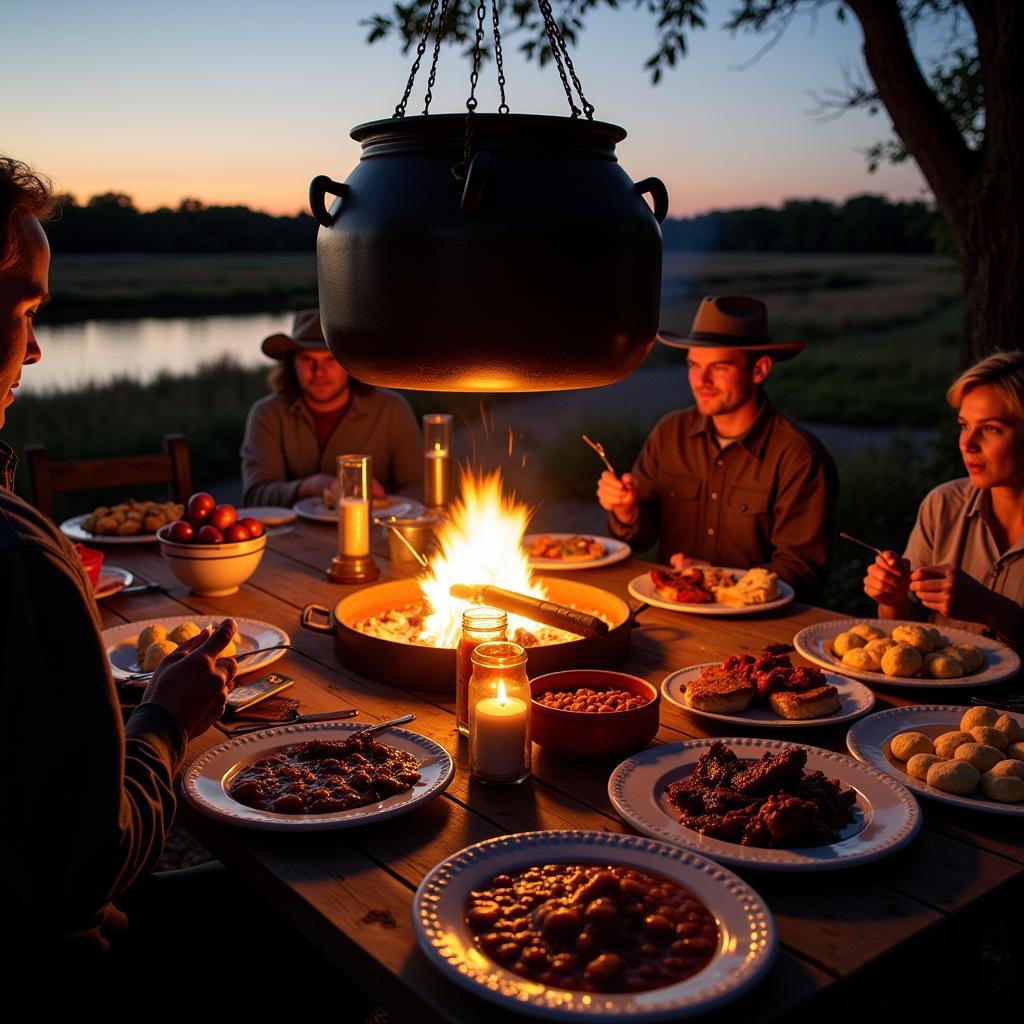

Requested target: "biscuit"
[
  {"left": 865, "top": 637, "right": 898, "bottom": 657},
  {"left": 947, "top": 643, "right": 984, "bottom": 674},
  {"left": 926, "top": 759, "right": 980, "bottom": 795},
  {"left": 833, "top": 631, "right": 866, "bottom": 657},
  {"left": 890, "top": 731, "right": 934, "bottom": 761},
  {"left": 978, "top": 773, "right": 1024, "bottom": 803},
  {"left": 892, "top": 625, "right": 935, "bottom": 653},
  {"left": 987, "top": 759, "right": 1024, "bottom": 781},
  {"left": 768, "top": 685, "right": 840, "bottom": 720},
  {"left": 881, "top": 643, "right": 923, "bottom": 677},
  {"left": 953, "top": 742, "right": 1003, "bottom": 773},
  {"left": 960, "top": 706, "right": 1000, "bottom": 731},
  {"left": 142, "top": 639, "right": 178, "bottom": 672},
  {"left": 923, "top": 652, "right": 965, "bottom": 679},
  {"left": 136, "top": 624, "right": 168, "bottom": 656},
  {"left": 169, "top": 621, "right": 202, "bottom": 646},
  {"left": 992, "top": 714, "right": 1024, "bottom": 744},
  {"left": 906, "top": 753, "right": 944, "bottom": 781},
  {"left": 969, "top": 726, "right": 1008, "bottom": 751},
  {"left": 849, "top": 624, "right": 886, "bottom": 642},
  {"left": 1006, "top": 742, "right": 1024, "bottom": 761},
  {"left": 934, "top": 730, "right": 975, "bottom": 759},
  {"left": 842, "top": 646, "right": 881, "bottom": 671}
]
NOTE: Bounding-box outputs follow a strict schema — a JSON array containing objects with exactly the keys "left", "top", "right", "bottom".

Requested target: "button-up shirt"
[
  {"left": 240, "top": 387, "right": 422, "bottom": 507},
  {"left": 610, "top": 399, "right": 838, "bottom": 598},
  {"left": 903, "top": 478, "right": 1024, "bottom": 639}
]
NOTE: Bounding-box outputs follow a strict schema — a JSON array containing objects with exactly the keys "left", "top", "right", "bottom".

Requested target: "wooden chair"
[{"left": 25, "top": 433, "right": 193, "bottom": 520}]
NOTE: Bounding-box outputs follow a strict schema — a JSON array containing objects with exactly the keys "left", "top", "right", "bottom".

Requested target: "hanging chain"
[
  {"left": 423, "top": 0, "right": 452, "bottom": 114},
  {"left": 537, "top": 0, "right": 581, "bottom": 117},
  {"left": 537, "top": 0, "right": 594, "bottom": 119},
  {"left": 454, "top": 1, "right": 488, "bottom": 180},
  {"left": 393, "top": 0, "right": 441, "bottom": 118},
  {"left": 491, "top": 1, "right": 509, "bottom": 114}
]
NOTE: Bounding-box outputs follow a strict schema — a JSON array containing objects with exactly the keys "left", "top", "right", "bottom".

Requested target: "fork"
[{"left": 582, "top": 434, "right": 617, "bottom": 477}]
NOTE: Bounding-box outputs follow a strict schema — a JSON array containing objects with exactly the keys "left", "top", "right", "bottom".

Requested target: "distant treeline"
[{"left": 46, "top": 191, "right": 939, "bottom": 254}]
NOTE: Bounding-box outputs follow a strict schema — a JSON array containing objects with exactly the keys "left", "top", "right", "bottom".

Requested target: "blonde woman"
[{"left": 864, "top": 350, "right": 1024, "bottom": 645}]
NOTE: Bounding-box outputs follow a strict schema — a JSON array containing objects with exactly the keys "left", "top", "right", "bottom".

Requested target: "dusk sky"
[{"left": 3, "top": 0, "right": 953, "bottom": 217}]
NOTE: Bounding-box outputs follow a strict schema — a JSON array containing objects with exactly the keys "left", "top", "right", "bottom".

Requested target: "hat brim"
[
  {"left": 261, "top": 334, "right": 330, "bottom": 360},
  {"left": 657, "top": 331, "right": 804, "bottom": 362}
]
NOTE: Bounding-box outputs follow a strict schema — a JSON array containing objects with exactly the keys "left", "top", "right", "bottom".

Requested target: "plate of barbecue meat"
[
  {"left": 628, "top": 566, "right": 794, "bottom": 615},
  {"left": 608, "top": 738, "right": 920, "bottom": 870},
  {"left": 662, "top": 650, "right": 875, "bottom": 727}
]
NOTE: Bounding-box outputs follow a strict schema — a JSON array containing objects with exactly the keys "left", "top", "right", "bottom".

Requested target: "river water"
[{"left": 25, "top": 312, "right": 295, "bottom": 394}]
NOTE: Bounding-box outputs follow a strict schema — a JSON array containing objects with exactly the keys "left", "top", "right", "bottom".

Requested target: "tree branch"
[{"left": 844, "top": 0, "right": 975, "bottom": 222}]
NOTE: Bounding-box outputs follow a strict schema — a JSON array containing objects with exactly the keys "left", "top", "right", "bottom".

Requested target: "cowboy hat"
[
  {"left": 261, "top": 308, "right": 329, "bottom": 359},
  {"left": 658, "top": 295, "right": 804, "bottom": 361}
]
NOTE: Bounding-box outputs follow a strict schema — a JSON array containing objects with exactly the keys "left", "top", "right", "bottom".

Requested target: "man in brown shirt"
[{"left": 598, "top": 296, "right": 837, "bottom": 599}]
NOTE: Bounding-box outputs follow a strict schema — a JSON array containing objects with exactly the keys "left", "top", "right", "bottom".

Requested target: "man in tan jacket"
[
  {"left": 240, "top": 309, "right": 422, "bottom": 507},
  {"left": 597, "top": 296, "right": 837, "bottom": 599}
]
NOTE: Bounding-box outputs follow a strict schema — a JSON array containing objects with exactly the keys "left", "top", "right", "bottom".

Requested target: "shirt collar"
[
  {"left": 0, "top": 440, "right": 16, "bottom": 491},
  {"left": 688, "top": 395, "right": 774, "bottom": 459}
]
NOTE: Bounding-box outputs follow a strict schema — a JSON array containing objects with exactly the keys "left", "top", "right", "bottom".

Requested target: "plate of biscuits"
[
  {"left": 61, "top": 499, "right": 186, "bottom": 545},
  {"left": 793, "top": 618, "right": 1020, "bottom": 688},
  {"left": 662, "top": 651, "right": 875, "bottom": 728},
  {"left": 846, "top": 705, "right": 1024, "bottom": 814}
]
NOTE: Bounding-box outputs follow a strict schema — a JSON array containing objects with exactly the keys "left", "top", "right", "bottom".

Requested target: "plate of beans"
[{"left": 413, "top": 829, "right": 776, "bottom": 1020}]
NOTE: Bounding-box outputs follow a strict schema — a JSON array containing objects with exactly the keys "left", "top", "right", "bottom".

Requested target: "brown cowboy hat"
[
  {"left": 261, "top": 308, "right": 329, "bottom": 359},
  {"left": 658, "top": 295, "right": 804, "bottom": 361}
]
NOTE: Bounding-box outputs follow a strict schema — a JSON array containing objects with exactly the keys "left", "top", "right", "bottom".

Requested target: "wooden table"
[{"left": 100, "top": 521, "right": 1022, "bottom": 1022}]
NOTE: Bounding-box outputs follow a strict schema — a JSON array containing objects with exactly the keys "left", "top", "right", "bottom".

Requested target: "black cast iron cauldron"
[
  {"left": 309, "top": 114, "right": 668, "bottom": 392},
  {"left": 300, "top": 576, "right": 644, "bottom": 692}
]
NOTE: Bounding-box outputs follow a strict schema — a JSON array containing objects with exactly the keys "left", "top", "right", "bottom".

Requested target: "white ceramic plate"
[
  {"left": 627, "top": 571, "right": 795, "bottom": 616},
  {"left": 94, "top": 565, "right": 133, "bottom": 599},
  {"left": 793, "top": 618, "right": 1020, "bottom": 689},
  {"left": 846, "top": 705, "right": 1024, "bottom": 817},
  {"left": 661, "top": 664, "right": 875, "bottom": 729},
  {"left": 61, "top": 513, "right": 160, "bottom": 545},
  {"left": 293, "top": 494, "right": 418, "bottom": 523},
  {"left": 413, "top": 829, "right": 776, "bottom": 1021},
  {"left": 237, "top": 505, "right": 297, "bottom": 526},
  {"left": 522, "top": 533, "right": 632, "bottom": 571},
  {"left": 608, "top": 738, "right": 920, "bottom": 871},
  {"left": 103, "top": 615, "right": 289, "bottom": 684},
  {"left": 184, "top": 721, "right": 454, "bottom": 831}
]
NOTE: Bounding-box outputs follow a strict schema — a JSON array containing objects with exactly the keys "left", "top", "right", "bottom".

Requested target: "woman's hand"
[
  {"left": 908, "top": 565, "right": 992, "bottom": 622},
  {"left": 141, "top": 619, "right": 239, "bottom": 739},
  {"left": 863, "top": 551, "right": 912, "bottom": 605},
  {"left": 596, "top": 470, "right": 638, "bottom": 524}
]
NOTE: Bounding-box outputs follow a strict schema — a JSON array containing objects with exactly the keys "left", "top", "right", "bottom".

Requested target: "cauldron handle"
[
  {"left": 627, "top": 601, "right": 651, "bottom": 628},
  {"left": 634, "top": 177, "right": 669, "bottom": 223},
  {"left": 460, "top": 151, "right": 491, "bottom": 217},
  {"left": 300, "top": 603, "right": 333, "bottom": 634},
  {"left": 309, "top": 176, "right": 348, "bottom": 228}
]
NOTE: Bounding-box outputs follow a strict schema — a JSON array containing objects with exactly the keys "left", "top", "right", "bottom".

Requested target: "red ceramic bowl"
[
  {"left": 74, "top": 544, "right": 104, "bottom": 588},
  {"left": 530, "top": 670, "right": 660, "bottom": 760}
]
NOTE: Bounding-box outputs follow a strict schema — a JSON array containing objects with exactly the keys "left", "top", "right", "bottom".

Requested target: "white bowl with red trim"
[{"left": 156, "top": 526, "right": 267, "bottom": 596}]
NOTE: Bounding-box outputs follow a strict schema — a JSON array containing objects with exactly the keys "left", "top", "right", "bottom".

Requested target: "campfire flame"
[{"left": 420, "top": 468, "right": 547, "bottom": 647}]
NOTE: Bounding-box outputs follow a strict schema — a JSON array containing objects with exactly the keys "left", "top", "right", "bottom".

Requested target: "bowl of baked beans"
[{"left": 531, "top": 670, "right": 659, "bottom": 760}]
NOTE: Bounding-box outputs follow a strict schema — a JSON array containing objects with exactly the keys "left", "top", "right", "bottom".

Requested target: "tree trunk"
[{"left": 847, "top": 0, "right": 1024, "bottom": 364}]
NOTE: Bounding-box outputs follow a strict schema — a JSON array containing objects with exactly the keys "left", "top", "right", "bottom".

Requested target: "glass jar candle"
[
  {"left": 469, "top": 641, "right": 530, "bottom": 784},
  {"left": 423, "top": 413, "right": 453, "bottom": 508},
  {"left": 337, "top": 454, "right": 372, "bottom": 556},
  {"left": 456, "top": 607, "right": 507, "bottom": 737}
]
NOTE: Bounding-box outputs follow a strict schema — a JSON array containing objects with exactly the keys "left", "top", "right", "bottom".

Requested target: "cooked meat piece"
[
  {"left": 679, "top": 808, "right": 752, "bottom": 842},
  {"left": 690, "top": 741, "right": 741, "bottom": 787},
  {"left": 731, "top": 748, "right": 807, "bottom": 795},
  {"left": 777, "top": 665, "right": 828, "bottom": 692},
  {"left": 741, "top": 793, "right": 819, "bottom": 847}
]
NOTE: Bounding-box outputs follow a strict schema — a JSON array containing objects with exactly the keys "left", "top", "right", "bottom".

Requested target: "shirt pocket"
[
  {"left": 659, "top": 475, "right": 702, "bottom": 502},
  {"left": 726, "top": 485, "right": 770, "bottom": 516}
]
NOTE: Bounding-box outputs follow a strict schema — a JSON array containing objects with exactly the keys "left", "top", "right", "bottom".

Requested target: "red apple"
[
  {"left": 208, "top": 503, "right": 238, "bottom": 532},
  {"left": 187, "top": 492, "right": 216, "bottom": 527},
  {"left": 167, "top": 520, "right": 194, "bottom": 544},
  {"left": 224, "top": 523, "right": 251, "bottom": 543},
  {"left": 197, "top": 524, "right": 224, "bottom": 544},
  {"left": 239, "top": 517, "right": 264, "bottom": 538}
]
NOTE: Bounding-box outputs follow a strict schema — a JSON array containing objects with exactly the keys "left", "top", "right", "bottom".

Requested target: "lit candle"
[
  {"left": 339, "top": 496, "right": 370, "bottom": 556},
  {"left": 470, "top": 679, "right": 529, "bottom": 781},
  {"left": 423, "top": 413, "right": 453, "bottom": 507}
]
